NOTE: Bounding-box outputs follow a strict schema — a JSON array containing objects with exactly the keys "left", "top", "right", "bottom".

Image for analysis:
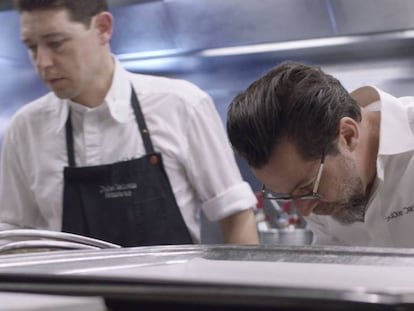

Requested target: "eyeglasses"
[{"left": 262, "top": 151, "right": 325, "bottom": 201}]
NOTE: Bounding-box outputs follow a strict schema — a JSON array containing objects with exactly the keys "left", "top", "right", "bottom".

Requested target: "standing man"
[
  {"left": 227, "top": 61, "right": 414, "bottom": 248},
  {"left": 0, "top": 0, "right": 259, "bottom": 246}
]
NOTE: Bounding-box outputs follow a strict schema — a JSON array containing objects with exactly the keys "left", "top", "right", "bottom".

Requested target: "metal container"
[{"left": 259, "top": 228, "right": 313, "bottom": 245}]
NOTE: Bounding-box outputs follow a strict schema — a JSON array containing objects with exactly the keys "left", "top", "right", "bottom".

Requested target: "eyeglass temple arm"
[{"left": 312, "top": 154, "right": 325, "bottom": 194}]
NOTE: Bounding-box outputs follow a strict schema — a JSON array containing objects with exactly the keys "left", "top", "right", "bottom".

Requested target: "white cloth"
[
  {"left": 306, "top": 86, "right": 414, "bottom": 248},
  {"left": 0, "top": 59, "right": 256, "bottom": 242}
]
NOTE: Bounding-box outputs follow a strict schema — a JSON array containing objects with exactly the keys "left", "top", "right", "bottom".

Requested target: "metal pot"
[{"left": 259, "top": 228, "right": 313, "bottom": 245}]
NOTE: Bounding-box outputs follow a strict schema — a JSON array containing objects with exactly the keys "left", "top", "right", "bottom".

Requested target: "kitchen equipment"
[
  {"left": 257, "top": 191, "right": 313, "bottom": 245},
  {"left": 0, "top": 229, "right": 120, "bottom": 254},
  {"left": 259, "top": 227, "right": 313, "bottom": 245},
  {"left": 0, "top": 244, "right": 414, "bottom": 310}
]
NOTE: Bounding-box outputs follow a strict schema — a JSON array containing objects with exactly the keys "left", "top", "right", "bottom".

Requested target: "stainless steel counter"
[{"left": 0, "top": 243, "right": 414, "bottom": 310}]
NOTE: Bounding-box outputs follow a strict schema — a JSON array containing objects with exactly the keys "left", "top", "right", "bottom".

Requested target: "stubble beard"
[
  {"left": 314, "top": 159, "right": 369, "bottom": 225},
  {"left": 330, "top": 179, "right": 369, "bottom": 225}
]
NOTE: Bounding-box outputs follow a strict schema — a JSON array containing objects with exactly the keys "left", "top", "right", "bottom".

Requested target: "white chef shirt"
[
  {"left": 306, "top": 86, "right": 414, "bottom": 248},
  {"left": 0, "top": 58, "right": 257, "bottom": 242}
]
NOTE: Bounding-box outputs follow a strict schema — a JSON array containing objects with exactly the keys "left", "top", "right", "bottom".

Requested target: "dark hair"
[
  {"left": 227, "top": 61, "right": 361, "bottom": 169},
  {"left": 14, "top": 0, "right": 108, "bottom": 26}
]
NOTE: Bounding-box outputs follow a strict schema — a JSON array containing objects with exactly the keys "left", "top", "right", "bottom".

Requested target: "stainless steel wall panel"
[
  {"left": 330, "top": 0, "right": 414, "bottom": 35},
  {"left": 0, "top": 10, "right": 28, "bottom": 62},
  {"left": 163, "top": 0, "right": 334, "bottom": 50},
  {"left": 110, "top": 2, "right": 179, "bottom": 54}
]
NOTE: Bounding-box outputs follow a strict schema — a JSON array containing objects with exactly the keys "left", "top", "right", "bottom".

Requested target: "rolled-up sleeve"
[{"left": 202, "top": 182, "right": 257, "bottom": 221}]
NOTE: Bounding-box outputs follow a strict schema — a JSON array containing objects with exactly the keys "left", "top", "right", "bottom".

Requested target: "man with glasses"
[{"left": 227, "top": 61, "right": 414, "bottom": 248}]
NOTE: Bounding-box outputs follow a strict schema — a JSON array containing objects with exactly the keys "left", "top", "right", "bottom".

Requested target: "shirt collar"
[
  {"left": 56, "top": 56, "right": 132, "bottom": 133},
  {"left": 373, "top": 86, "right": 414, "bottom": 155},
  {"left": 104, "top": 57, "right": 132, "bottom": 123},
  {"left": 354, "top": 86, "right": 414, "bottom": 180}
]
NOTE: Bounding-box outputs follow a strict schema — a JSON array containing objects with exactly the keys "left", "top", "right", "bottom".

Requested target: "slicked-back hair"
[
  {"left": 14, "top": 0, "right": 108, "bottom": 26},
  {"left": 227, "top": 61, "right": 361, "bottom": 169}
]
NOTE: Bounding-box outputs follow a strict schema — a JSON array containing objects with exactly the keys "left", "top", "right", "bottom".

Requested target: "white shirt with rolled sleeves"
[
  {"left": 0, "top": 58, "right": 257, "bottom": 242},
  {"left": 305, "top": 86, "right": 414, "bottom": 248}
]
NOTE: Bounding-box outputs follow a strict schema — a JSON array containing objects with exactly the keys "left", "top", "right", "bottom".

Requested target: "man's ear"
[
  {"left": 93, "top": 12, "right": 113, "bottom": 44},
  {"left": 338, "top": 117, "right": 359, "bottom": 152}
]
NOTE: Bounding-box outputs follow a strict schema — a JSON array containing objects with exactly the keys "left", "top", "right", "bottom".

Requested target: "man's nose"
[
  {"left": 34, "top": 46, "right": 53, "bottom": 69},
  {"left": 294, "top": 200, "right": 318, "bottom": 216}
]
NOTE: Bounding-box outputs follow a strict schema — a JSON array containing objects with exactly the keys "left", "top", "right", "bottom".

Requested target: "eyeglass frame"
[{"left": 261, "top": 150, "right": 325, "bottom": 201}]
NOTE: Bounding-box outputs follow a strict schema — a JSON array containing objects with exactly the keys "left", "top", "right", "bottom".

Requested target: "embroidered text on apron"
[{"left": 62, "top": 86, "right": 193, "bottom": 247}]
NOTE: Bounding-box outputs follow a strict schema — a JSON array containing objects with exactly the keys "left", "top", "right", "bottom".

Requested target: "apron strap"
[
  {"left": 65, "top": 110, "right": 76, "bottom": 167},
  {"left": 65, "top": 85, "right": 155, "bottom": 166},
  {"left": 130, "top": 84, "right": 155, "bottom": 154}
]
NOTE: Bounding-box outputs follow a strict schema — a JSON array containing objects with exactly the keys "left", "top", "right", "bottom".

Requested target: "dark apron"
[{"left": 62, "top": 86, "right": 193, "bottom": 247}]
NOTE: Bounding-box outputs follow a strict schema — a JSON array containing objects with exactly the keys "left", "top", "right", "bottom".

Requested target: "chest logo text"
[
  {"left": 99, "top": 183, "right": 137, "bottom": 199},
  {"left": 385, "top": 205, "right": 414, "bottom": 222}
]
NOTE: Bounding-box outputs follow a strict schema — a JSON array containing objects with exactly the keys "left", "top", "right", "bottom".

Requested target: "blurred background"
[
  {"left": 1, "top": 0, "right": 414, "bottom": 242},
  {"left": 2, "top": 0, "right": 414, "bottom": 189}
]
